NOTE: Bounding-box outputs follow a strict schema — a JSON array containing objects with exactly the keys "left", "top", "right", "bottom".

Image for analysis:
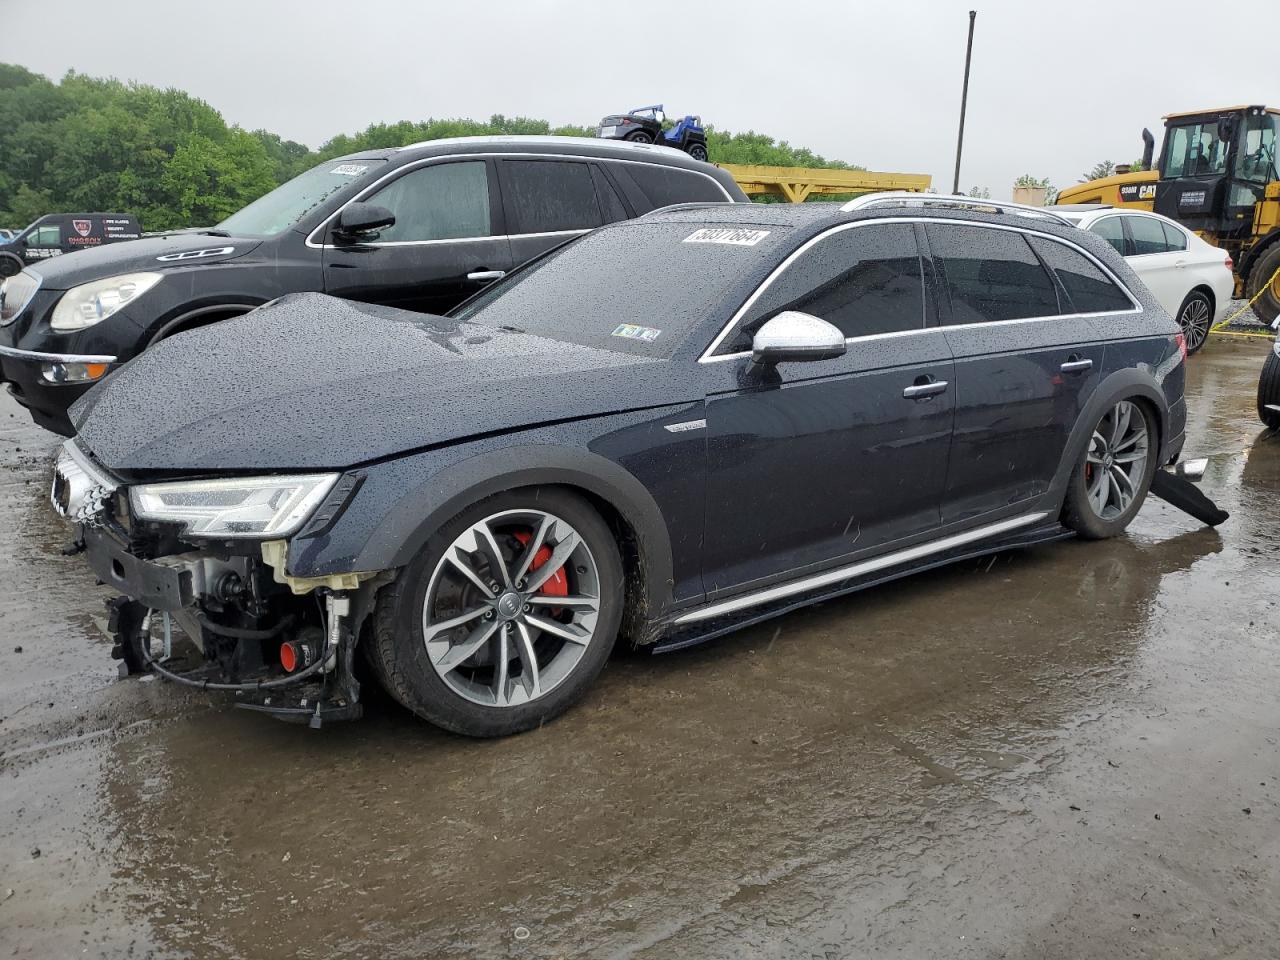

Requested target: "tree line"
[{"left": 0, "top": 64, "right": 863, "bottom": 231}]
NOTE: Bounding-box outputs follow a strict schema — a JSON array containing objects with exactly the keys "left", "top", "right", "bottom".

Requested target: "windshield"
[
  {"left": 454, "top": 221, "right": 790, "bottom": 357},
  {"left": 216, "top": 158, "right": 387, "bottom": 238}
]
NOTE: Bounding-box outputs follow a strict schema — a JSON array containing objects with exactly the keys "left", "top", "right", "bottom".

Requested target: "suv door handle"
[
  {"left": 466, "top": 269, "right": 506, "bottom": 281},
  {"left": 1060, "top": 357, "right": 1093, "bottom": 373},
  {"left": 903, "top": 377, "right": 949, "bottom": 400}
]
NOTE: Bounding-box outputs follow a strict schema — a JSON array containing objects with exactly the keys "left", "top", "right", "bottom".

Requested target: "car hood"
[
  {"left": 29, "top": 233, "right": 263, "bottom": 289},
  {"left": 72, "top": 293, "right": 693, "bottom": 473}
]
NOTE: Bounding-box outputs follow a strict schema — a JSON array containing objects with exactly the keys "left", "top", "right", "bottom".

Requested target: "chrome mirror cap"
[{"left": 751, "top": 311, "right": 847, "bottom": 364}]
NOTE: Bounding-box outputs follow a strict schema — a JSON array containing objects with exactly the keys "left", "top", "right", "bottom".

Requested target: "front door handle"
[
  {"left": 1060, "top": 357, "right": 1094, "bottom": 374},
  {"left": 466, "top": 269, "right": 506, "bottom": 281},
  {"left": 903, "top": 378, "right": 949, "bottom": 400}
]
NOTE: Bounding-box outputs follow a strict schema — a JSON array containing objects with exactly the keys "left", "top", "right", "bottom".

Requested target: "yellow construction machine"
[{"left": 1057, "top": 105, "right": 1280, "bottom": 324}]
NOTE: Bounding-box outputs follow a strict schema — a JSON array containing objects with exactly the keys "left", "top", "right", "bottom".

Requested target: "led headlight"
[
  {"left": 129, "top": 473, "right": 339, "bottom": 538},
  {"left": 51, "top": 272, "right": 162, "bottom": 331}
]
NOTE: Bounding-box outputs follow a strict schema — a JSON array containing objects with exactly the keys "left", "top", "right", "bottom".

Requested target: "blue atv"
[{"left": 595, "top": 105, "right": 709, "bottom": 162}]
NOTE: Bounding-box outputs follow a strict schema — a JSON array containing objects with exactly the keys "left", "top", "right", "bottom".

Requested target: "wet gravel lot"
[{"left": 1, "top": 335, "right": 1277, "bottom": 959}]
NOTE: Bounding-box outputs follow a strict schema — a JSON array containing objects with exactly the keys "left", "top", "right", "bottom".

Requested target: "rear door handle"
[
  {"left": 466, "top": 269, "right": 506, "bottom": 281},
  {"left": 1060, "top": 358, "right": 1093, "bottom": 373},
  {"left": 903, "top": 379, "right": 949, "bottom": 400}
]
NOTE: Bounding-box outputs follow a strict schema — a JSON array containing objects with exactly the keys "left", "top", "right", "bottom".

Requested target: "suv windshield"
[
  {"left": 454, "top": 221, "right": 789, "bottom": 357},
  {"left": 216, "top": 158, "right": 387, "bottom": 238}
]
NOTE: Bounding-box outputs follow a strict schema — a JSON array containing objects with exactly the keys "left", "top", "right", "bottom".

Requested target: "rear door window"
[
  {"left": 365, "top": 161, "right": 493, "bottom": 242},
  {"left": 729, "top": 223, "right": 926, "bottom": 351},
  {"left": 1027, "top": 236, "right": 1134, "bottom": 314},
  {"left": 1126, "top": 216, "right": 1172, "bottom": 256},
  {"left": 499, "top": 160, "right": 603, "bottom": 235},
  {"left": 926, "top": 224, "right": 1061, "bottom": 323}
]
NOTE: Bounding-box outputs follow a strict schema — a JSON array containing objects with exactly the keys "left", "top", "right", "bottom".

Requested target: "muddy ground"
[{"left": 1, "top": 336, "right": 1277, "bottom": 959}]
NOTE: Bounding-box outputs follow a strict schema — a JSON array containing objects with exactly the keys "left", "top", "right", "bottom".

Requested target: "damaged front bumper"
[{"left": 53, "top": 442, "right": 388, "bottom": 727}]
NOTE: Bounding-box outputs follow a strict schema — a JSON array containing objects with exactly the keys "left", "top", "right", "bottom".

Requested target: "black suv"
[
  {"left": 0, "top": 137, "right": 745, "bottom": 434},
  {"left": 0, "top": 213, "right": 141, "bottom": 276}
]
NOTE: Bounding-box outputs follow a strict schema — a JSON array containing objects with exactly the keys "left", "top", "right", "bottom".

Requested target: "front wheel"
[
  {"left": 1062, "top": 399, "right": 1159, "bottom": 539},
  {"left": 1248, "top": 242, "right": 1280, "bottom": 328},
  {"left": 1176, "top": 290, "right": 1213, "bottom": 355},
  {"left": 0, "top": 254, "right": 21, "bottom": 279},
  {"left": 368, "top": 489, "right": 623, "bottom": 737},
  {"left": 1259, "top": 349, "right": 1280, "bottom": 430}
]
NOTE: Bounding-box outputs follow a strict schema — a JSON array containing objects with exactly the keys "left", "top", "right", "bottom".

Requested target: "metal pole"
[{"left": 952, "top": 10, "right": 977, "bottom": 195}]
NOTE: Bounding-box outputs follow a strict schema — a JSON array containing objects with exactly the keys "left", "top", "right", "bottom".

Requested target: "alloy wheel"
[
  {"left": 1179, "top": 296, "right": 1211, "bottom": 353},
  {"left": 1084, "top": 400, "right": 1150, "bottom": 520},
  {"left": 422, "top": 509, "right": 601, "bottom": 708}
]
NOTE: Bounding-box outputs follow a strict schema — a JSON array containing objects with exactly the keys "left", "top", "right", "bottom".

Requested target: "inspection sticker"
[
  {"left": 683, "top": 228, "right": 771, "bottom": 246},
  {"left": 330, "top": 163, "right": 371, "bottom": 176},
  {"left": 611, "top": 323, "right": 662, "bottom": 342}
]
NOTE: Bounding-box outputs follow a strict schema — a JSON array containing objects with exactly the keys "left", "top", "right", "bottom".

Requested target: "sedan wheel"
[
  {"left": 1063, "top": 399, "right": 1159, "bottom": 539},
  {"left": 625, "top": 130, "right": 654, "bottom": 144},
  {"left": 1177, "top": 292, "right": 1212, "bottom": 355},
  {"left": 369, "top": 489, "right": 623, "bottom": 736}
]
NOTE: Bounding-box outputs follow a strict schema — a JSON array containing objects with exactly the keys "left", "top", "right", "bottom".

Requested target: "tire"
[
  {"left": 0, "top": 254, "right": 22, "bottom": 279},
  {"left": 1062, "top": 399, "right": 1160, "bottom": 540},
  {"left": 688, "top": 142, "right": 709, "bottom": 162},
  {"left": 1248, "top": 242, "right": 1280, "bottom": 327},
  {"left": 625, "top": 130, "right": 654, "bottom": 144},
  {"left": 368, "top": 488, "right": 624, "bottom": 737},
  {"left": 1259, "top": 349, "right": 1280, "bottom": 430},
  {"left": 1176, "top": 290, "right": 1213, "bottom": 355}
]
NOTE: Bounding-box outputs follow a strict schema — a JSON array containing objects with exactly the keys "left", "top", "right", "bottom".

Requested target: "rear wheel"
[
  {"left": 1259, "top": 349, "right": 1280, "bottom": 430},
  {"left": 625, "top": 130, "right": 654, "bottom": 144},
  {"left": 369, "top": 489, "right": 623, "bottom": 737},
  {"left": 1176, "top": 290, "right": 1213, "bottom": 355},
  {"left": 688, "top": 142, "right": 709, "bottom": 162},
  {"left": 1248, "top": 242, "right": 1280, "bottom": 327},
  {"left": 1062, "top": 399, "right": 1159, "bottom": 539}
]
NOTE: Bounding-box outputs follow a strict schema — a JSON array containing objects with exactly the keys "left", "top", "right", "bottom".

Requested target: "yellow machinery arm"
[{"left": 718, "top": 164, "right": 931, "bottom": 202}]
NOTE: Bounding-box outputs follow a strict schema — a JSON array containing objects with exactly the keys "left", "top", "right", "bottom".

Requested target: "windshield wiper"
[
  {"left": 498, "top": 324, "right": 526, "bottom": 334},
  {"left": 200, "top": 229, "right": 232, "bottom": 237}
]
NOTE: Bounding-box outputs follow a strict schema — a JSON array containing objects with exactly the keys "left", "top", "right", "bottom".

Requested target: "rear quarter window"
[
  {"left": 617, "top": 163, "right": 729, "bottom": 210},
  {"left": 1027, "top": 236, "right": 1135, "bottom": 314}
]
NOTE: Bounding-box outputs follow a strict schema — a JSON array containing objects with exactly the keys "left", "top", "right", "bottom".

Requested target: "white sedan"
[{"left": 1058, "top": 206, "right": 1234, "bottom": 354}]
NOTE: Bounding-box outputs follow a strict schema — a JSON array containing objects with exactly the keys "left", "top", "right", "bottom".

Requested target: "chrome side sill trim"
[
  {"left": 0, "top": 344, "right": 118, "bottom": 364},
  {"left": 673, "top": 511, "right": 1050, "bottom": 625}
]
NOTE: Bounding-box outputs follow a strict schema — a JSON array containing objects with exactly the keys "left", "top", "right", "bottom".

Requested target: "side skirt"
[{"left": 649, "top": 521, "right": 1073, "bottom": 654}]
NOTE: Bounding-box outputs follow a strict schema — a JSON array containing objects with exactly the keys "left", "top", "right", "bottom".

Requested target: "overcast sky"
[{"left": 3, "top": 0, "right": 1276, "bottom": 198}]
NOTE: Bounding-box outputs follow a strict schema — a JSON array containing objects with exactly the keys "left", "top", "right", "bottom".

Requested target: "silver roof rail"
[{"left": 841, "top": 192, "right": 1075, "bottom": 227}]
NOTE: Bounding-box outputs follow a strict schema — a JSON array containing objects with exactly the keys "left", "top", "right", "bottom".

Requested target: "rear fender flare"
[{"left": 1045, "top": 368, "right": 1173, "bottom": 507}]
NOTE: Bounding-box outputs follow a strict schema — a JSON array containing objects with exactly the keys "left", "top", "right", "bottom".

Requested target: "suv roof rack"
[{"left": 842, "top": 192, "right": 1075, "bottom": 227}]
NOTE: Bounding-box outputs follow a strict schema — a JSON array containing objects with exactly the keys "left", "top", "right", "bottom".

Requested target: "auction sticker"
[
  {"left": 612, "top": 323, "right": 661, "bottom": 342},
  {"left": 330, "top": 163, "right": 371, "bottom": 176},
  {"left": 684, "top": 228, "right": 771, "bottom": 246}
]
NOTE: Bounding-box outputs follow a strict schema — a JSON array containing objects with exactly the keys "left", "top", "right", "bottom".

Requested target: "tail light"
[
  {"left": 1224, "top": 255, "right": 1234, "bottom": 270},
  {"left": 1174, "top": 332, "right": 1187, "bottom": 360}
]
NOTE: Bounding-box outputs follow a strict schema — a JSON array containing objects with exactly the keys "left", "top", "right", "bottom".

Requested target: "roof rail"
[{"left": 841, "top": 192, "right": 1074, "bottom": 226}]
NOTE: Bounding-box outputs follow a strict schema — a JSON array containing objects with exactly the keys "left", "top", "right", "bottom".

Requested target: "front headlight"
[
  {"left": 51, "top": 272, "right": 162, "bottom": 332},
  {"left": 129, "top": 473, "right": 339, "bottom": 538}
]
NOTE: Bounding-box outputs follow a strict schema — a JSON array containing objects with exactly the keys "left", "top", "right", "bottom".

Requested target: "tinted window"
[
  {"left": 1127, "top": 216, "right": 1171, "bottom": 256},
  {"left": 623, "top": 163, "right": 727, "bottom": 207},
  {"left": 367, "top": 161, "right": 491, "bottom": 242},
  {"left": 927, "top": 224, "right": 1060, "bottom": 323},
  {"left": 591, "top": 166, "right": 630, "bottom": 223},
  {"left": 501, "top": 160, "right": 602, "bottom": 234},
  {"left": 1027, "top": 236, "right": 1133, "bottom": 314},
  {"left": 1160, "top": 221, "right": 1188, "bottom": 252},
  {"left": 1089, "top": 217, "right": 1128, "bottom": 256},
  {"left": 731, "top": 223, "right": 924, "bottom": 349},
  {"left": 453, "top": 221, "right": 789, "bottom": 357}
]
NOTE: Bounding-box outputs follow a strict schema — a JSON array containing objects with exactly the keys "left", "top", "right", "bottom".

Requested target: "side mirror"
[
  {"left": 751, "top": 311, "right": 846, "bottom": 364},
  {"left": 335, "top": 203, "right": 395, "bottom": 238}
]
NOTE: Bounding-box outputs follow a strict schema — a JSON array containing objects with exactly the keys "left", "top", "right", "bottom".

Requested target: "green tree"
[{"left": 1080, "top": 160, "right": 1116, "bottom": 182}]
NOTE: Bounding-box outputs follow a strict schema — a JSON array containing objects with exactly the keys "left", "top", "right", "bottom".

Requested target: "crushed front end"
[{"left": 52, "top": 439, "right": 383, "bottom": 727}]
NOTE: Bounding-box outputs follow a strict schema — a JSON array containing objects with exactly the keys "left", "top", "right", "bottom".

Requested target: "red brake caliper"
[{"left": 512, "top": 530, "right": 569, "bottom": 598}]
